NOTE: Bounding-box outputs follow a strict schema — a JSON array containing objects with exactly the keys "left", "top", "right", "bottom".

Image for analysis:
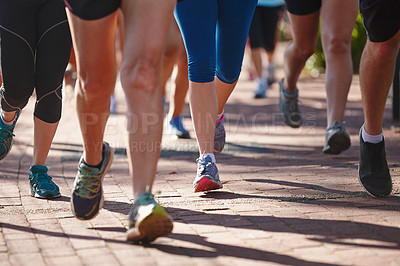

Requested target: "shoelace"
[
  {"left": 0, "top": 126, "right": 14, "bottom": 140},
  {"left": 196, "top": 158, "right": 214, "bottom": 177},
  {"left": 287, "top": 97, "right": 300, "bottom": 113},
  {"left": 75, "top": 174, "right": 101, "bottom": 198},
  {"left": 30, "top": 172, "right": 53, "bottom": 186}
]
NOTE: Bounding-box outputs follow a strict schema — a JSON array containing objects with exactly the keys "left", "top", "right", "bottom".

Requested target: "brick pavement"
[{"left": 1, "top": 56, "right": 400, "bottom": 265}]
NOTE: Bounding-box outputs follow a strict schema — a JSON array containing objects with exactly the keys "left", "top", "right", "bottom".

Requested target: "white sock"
[
  {"left": 361, "top": 125, "right": 383, "bottom": 144},
  {"left": 202, "top": 153, "right": 216, "bottom": 163}
]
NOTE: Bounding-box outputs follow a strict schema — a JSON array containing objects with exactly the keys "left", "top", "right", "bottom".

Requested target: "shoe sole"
[
  {"left": 30, "top": 189, "right": 61, "bottom": 199},
  {"left": 194, "top": 176, "right": 222, "bottom": 193},
  {"left": 71, "top": 144, "right": 114, "bottom": 220},
  {"left": 357, "top": 166, "right": 392, "bottom": 198},
  {"left": 126, "top": 205, "right": 173, "bottom": 243},
  {"left": 323, "top": 132, "right": 351, "bottom": 155}
]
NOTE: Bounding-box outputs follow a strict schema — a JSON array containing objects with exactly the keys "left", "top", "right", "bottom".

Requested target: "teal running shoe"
[
  {"left": 127, "top": 192, "right": 173, "bottom": 243},
  {"left": 71, "top": 142, "right": 114, "bottom": 220},
  {"left": 193, "top": 155, "right": 222, "bottom": 192},
  {"left": 29, "top": 165, "right": 61, "bottom": 199},
  {"left": 0, "top": 110, "right": 20, "bottom": 161}
]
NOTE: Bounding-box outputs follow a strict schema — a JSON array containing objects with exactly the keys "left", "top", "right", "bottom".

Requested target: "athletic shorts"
[
  {"left": 359, "top": 0, "right": 400, "bottom": 42},
  {"left": 64, "top": 0, "right": 121, "bottom": 20},
  {"left": 249, "top": 5, "right": 284, "bottom": 51},
  {"left": 285, "top": 0, "right": 321, "bottom": 15}
]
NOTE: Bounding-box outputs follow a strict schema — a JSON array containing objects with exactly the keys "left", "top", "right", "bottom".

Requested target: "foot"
[
  {"left": 266, "top": 64, "right": 276, "bottom": 86},
  {"left": 254, "top": 80, "right": 268, "bottom": 99},
  {"left": 279, "top": 79, "right": 302, "bottom": 128},
  {"left": 29, "top": 165, "right": 60, "bottom": 199},
  {"left": 71, "top": 142, "right": 114, "bottom": 220},
  {"left": 193, "top": 155, "right": 222, "bottom": 192},
  {"left": 0, "top": 110, "right": 20, "bottom": 161},
  {"left": 323, "top": 121, "right": 351, "bottom": 155},
  {"left": 126, "top": 193, "right": 173, "bottom": 243},
  {"left": 358, "top": 132, "right": 392, "bottom": 197},
  {"left": 168, "top": 116, "right": 190, "bottom": 139},
  {"left": 214, "top": 114, "right": 226, "bottom": 153}
]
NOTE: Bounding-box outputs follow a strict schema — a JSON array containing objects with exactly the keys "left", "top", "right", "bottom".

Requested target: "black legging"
[{"left": 0, "top": 0, "right": 72, "bottom": 123}]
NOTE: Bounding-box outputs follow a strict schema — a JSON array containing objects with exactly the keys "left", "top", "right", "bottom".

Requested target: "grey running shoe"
[
  {"left": 71, "top": 142, "right": 114, "bottom": 220},
  {"left": 214, "top": 113, "right": 226, "bottom": 153},
  {"left": 279, "top": 79, "right": 302, "bottom": 128},
  {"left": 193, "top": 155, "right": 222, "bottom": 192},
  {"left": 358, "top": 131, "right": 392, "bottom": 197},
  {"left": 126, "top": 192, "right": 173, "bottom": 243},
  {"left": 323, "top": 121, "right": 351, "bottom": 155}
]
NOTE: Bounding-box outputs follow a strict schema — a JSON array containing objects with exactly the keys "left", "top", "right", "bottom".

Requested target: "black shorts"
[
  {"left": 64, "top": 0, "right": 121, "bottom": 20},
  {"left": 249, "top": 5, "right": 284, "bottom": 52},
  {"left": 359, "top": 0, "right": 400, "bottom": 42},
  {"left": 285, "top": 0, "right": 321, "bottom": 15}
]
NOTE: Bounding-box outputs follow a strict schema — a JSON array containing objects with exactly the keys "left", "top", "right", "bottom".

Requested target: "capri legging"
[
  {"left": 175, "top": 0, "right": 257, "bottom": 84},
  {"left": 0, "top": 0, "right": 72, "bottom": 123}
]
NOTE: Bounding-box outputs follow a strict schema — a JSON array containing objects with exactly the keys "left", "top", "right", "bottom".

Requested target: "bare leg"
[
  {"left": 66, "top": 10, "right": 118, "bottom": 166},
  {"left": 169, "top": 35, "right": 189, "bottom": 118},
  {"left": 320, "top": 0, "right": 358, "bottom": 126},
  {"left": 283, "top": 11, "right": 320, "bottom": 92},
  {"left": 250, "top": 47, "right": 263, "bottom": 78},
  {"left": 32, "top": 118, "right": 58, "bottom": 165},
  {"left": 360, "top": 31, "right": 400, "bottom": 134},
  {"left": 1, "top": 110, "right": 17, "bottom": 122},
  {"left": 216, "top": 78, "right": 237, "bottom": 115},
  {"left": 120, "top": 0, "right": 175, "bottom": 199},
  {"left": 189, "top": 81, "right": 217, "bottom": 154}
]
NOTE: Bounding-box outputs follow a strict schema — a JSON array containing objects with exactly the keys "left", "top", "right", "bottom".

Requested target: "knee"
[
  {"left": 292, "top": 43, "right": 315, "bottom": 60},
  {"left": 323, "top": 35, "right": 351, "bottom": 57},
  {"left": 76, "top": 71, "right": 116, "bottom": 103},
  {"left": 120, "top": 59, "right": 159, "bottom": 96}
]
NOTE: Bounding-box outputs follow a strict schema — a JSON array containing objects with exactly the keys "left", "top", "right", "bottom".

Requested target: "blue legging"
[{"left": 175, "top": 0, "right": 257, "bottom": 84}]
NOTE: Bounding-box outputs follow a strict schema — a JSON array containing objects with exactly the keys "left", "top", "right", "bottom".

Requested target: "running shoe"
[
  {"left": 168, "top": 116, "right": 190, "bottom": 139},
  {"left": 358, "top": 131, "right": 392, "bottom": 197},
  {"left": 267, "top": 63, "right": 276, "bottom": 85},
  {"left": 323, "top": 121, "right": 351, "bottom": 154},
  {"left": 29, "top": 165, "right": 60, "bottom": 199},
  {"left": 0, "top": 110, "right": 20, "bottom": 161},
  {"left": 71, "top": 142, "right": 114, "bottom": 220},
  {"left": 254, "top": 80, "right": 268, "bottom": 99},
  {"left": 126, "top": 192, "right": 173, "bottom": 243},
  {"left": 193, "top": 155, "right": 222, "bottom": 192},
  {"left": 279, "top": 79, "right": 302, "bottom": 128},
  {"left": 214, "top": 114, "right": 226, "bottom": 153}
]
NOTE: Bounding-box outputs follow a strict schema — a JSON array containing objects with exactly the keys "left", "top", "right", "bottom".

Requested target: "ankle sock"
[
  {"left": 361, "top": 125, "right": 383, "bottom": 144},
  {"left": 84, "top": 158, "right": 103, "bottom": 169},
  {"left": 216, "top": 112, "right": 224, "bottom": 123}
]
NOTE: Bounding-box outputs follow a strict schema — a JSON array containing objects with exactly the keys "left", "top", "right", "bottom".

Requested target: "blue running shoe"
[
  {"left": 127, "top": 192, "right": 173, "bottom": 243},
  {"left": 193, "top": 155, "right": 222, "bottom": 192},
  {"left": 0, "top": 110, "right": 20, "bottom": 161},
  {"left": 71, "top": 142, "right": 114, "bottom": 220},
  {"left": 29, "top": 165, "right": 60, "bottom": 199},
  {"left": 168, "top": 116, "right": 190, "bottom": 139},
  {"left": 254, "top": 79, "right": 268, "bottom": 99},
  {"left": 214, "top": 114, "right": 226, "bottom": 153}
]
